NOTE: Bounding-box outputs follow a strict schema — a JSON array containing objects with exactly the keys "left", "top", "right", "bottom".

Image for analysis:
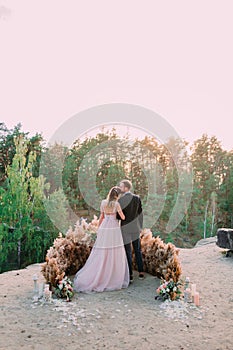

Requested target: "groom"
[{"left": 116, "top": 179, "right": 144, "bottom": 283}]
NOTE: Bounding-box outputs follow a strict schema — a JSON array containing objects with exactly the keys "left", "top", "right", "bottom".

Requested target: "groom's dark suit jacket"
[{"left": 116, "top": 192, "right": 143, "bottom": 242}]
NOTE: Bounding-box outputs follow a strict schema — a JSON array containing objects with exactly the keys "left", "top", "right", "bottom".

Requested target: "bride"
[{"left": 73, "top": 186, "right": 130, "bottom": 292}]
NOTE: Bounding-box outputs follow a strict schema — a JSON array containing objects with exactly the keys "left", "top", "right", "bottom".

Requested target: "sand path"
[{"left": 0, "top": 238, "right": 233, "bottom": 350}]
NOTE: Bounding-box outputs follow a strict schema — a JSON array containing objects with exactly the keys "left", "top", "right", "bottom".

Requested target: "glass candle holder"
[
  {"left": 184, "top": 288, "right": 192, "bottom": 303},
  {"left": 184, "top": 277, "right": 190, "bottom": 290},
  {"left": 32, "top": 274, "right": 39, "bottom": 294}
]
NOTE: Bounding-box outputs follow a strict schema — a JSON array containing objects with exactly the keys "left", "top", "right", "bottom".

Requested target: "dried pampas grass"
[
  {"left": 132, "top": 228, "right": 182, "bottom": 282},
  {"left": 41, "top": 220, "right": 96, "bottom": 287}
]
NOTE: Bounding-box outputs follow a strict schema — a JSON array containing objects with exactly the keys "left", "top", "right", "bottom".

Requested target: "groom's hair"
[{"left": 120, "top": 179, "right": 132, "bottom": 190}]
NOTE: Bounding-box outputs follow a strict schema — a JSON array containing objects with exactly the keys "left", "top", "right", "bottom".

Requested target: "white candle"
[
  {"left": 191, "top": 283, "right": 196, "bottom": 297},
  {"left": 44, "top": 286, "right": 50, "bottom": 294}
]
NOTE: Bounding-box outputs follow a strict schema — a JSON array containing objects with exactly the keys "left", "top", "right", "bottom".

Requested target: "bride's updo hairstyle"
[{"left": 106, "top": 186, "right": 121, "bottom": 208}]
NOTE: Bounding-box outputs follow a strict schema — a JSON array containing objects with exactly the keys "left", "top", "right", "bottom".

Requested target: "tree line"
[{"left": 0, "top": 122, "right": 232, "bottom": 273}]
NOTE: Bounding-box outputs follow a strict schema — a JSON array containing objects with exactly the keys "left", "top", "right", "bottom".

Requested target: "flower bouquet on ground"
[
  {"left": 155, "top": 279, "right": 183, "bottom": 301},
  {"left": 54, "top": 276, "right": 74, "bottom": 302}
]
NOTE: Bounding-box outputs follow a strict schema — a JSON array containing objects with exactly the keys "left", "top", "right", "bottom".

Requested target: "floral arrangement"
[
  {"left": 54, "top": 276, "right": 74, "bottom": 302},
  {"left": 155, "top": 279, "right": 183, "bottom": 301}
]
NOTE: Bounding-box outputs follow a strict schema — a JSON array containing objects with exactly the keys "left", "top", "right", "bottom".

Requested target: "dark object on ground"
[{"left": 216, "top": 228, "right": 233, "bottom": 257}]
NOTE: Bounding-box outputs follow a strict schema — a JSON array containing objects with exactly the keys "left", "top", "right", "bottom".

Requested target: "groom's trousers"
[{"left": 124, "top": 236, "right": 143, "bottom": 276}]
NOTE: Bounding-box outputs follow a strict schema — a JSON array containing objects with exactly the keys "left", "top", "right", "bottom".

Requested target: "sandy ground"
[{"left": 0, "top": 237, "right": 233, "bottom": 350}]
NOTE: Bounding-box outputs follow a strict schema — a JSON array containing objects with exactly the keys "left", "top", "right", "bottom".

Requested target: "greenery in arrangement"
[
  {"left": 1, "top": 122, "right": 233, "bottom": 273},
  {"left": 54, "top": 276, "right": 74, "bottom": 302}
]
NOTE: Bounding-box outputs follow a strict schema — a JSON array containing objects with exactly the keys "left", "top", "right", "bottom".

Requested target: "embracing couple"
[{"left": 73, "top": 179, "right": 144, "bottom": 292}]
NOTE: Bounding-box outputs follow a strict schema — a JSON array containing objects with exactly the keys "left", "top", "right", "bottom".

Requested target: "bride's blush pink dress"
[{"left": 73, "top": 200, "right": 129, "bottom": 292}]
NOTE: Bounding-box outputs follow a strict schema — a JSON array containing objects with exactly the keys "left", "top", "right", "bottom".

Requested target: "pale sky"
[{"left": 1, "top": 0, "right": 233, "bottom": 150}]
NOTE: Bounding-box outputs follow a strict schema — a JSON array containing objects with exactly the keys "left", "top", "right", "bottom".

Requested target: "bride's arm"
[
  {"left": 116, "top": 202, "right": 125, "bottom": 220},
  {"left": 98, "top": 200, "right": 105, "bottom": 227},
  {"left": 98, "top": 212, "right": 104, "bottom": 227}
]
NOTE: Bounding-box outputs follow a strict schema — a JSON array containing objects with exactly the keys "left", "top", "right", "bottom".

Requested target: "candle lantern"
[
  {"left": 184, "top": 277, "right": 190, "bottom": 289},
  {"left": 38, "top": 283, "right": 45, "bottom": 299},
  {"left": 43, "top": 284, "right": 52, "bottom": 302},
  {"left": 184, "top": 288, "right": 192, "bottom": 303},
  {"left": 32, "top": 274, "right": 39, "bottom": 294}
]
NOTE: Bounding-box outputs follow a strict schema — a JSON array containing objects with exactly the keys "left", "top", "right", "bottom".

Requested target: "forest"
[{"left": 0, "top": 122, "right": 232, "bottom": 273}]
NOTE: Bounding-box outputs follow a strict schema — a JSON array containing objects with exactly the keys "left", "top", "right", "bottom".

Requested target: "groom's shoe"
[
  {"left": 130, "top": 275, "right": 134, "bottom": 283},
  {"left": 139, "top": 273, "right": 145, "bottom": 280}
]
